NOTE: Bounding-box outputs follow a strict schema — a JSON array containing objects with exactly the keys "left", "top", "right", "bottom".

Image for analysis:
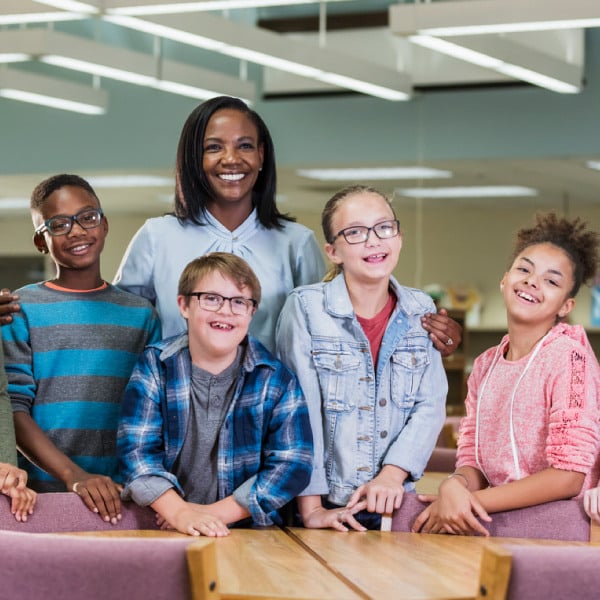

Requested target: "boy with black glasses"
[
  {"left": 2, "top": 174, "right": 160, "bottom": 523},
  {"left": 118, "top": 253, "right": 313, "bottom": 536}
]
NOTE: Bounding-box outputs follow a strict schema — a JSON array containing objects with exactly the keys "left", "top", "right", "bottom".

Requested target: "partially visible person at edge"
[
  {"left": 1, "top": 174, "right": 160, "bottom": 524},
  {"left": 413, "top": 213, "right": 600, "bottom": 536},
  {"left": 0, "top": 342, "right": 36, "bottom": 522},
  {"left": 0, "top": 96, "right": 461, "bottom": 355},
  {"left": 276, "top": 185, "right": 448, "bottom": 532}
]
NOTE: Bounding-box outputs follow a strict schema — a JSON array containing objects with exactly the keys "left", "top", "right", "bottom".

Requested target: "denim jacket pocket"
[
  {"left": 312, "top": 349, "right": 360, "bottom": 409},
  {"left": 390, "top": 346, "right": 429, "bottom": 408}
]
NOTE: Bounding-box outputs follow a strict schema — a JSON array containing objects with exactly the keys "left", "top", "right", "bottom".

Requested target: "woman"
[{"left": 114, "top": 96, "right": 325, "bottom": 351}]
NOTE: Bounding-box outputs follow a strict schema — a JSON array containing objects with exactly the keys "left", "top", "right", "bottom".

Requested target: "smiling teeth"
[
  {"left": 517, "top": 291, "right": 538, "bottom": 303},
  {"left": 212, "top": 322, "right": 233, "bottom": 329},
  {"left": 219, "top": 173, "right": 244, "bottom": 181}
]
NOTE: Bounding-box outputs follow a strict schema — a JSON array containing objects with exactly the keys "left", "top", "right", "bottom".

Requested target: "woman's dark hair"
[
  {"left": 510, "top": 212, "right": 599, "bottom": 297},
  {"left": 174, "top": 96, "right": 293, "bottom": 229}
]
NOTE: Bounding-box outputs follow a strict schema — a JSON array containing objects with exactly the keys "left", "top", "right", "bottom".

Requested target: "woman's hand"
[
  {"left": 0, "top": 288, "right": 19, "bottom": 325},
  {"left": 421, "top": 308, "right": 463, "bottom": 358}
]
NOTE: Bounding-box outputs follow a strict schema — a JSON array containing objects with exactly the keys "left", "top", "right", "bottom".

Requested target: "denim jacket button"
[
  {"left": 379, "top": 398, "right": 387, "bottom": 407},
  {"left": 380, "top": 430, "right": 388, "bottom": 439}
]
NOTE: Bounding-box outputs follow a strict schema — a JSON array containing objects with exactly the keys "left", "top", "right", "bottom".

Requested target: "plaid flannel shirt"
[{"left": 117, "top": 333, "right": 313, "bottom": 526}]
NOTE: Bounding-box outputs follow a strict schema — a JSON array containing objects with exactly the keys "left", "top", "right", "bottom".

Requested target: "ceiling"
[{"left": 1, "top": 1, "right": 600, "bottom": 219}]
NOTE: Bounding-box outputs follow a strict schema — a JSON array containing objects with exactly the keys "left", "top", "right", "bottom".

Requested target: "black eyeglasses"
[
  {"left": 331, "top": 219, "right": 400, "bottom": 245},
  {"left": 186, "top": 292, "right": 257, "bottom": 316},
  {"left": 35, "top": 208, "right": 104, "bottom": 237}
]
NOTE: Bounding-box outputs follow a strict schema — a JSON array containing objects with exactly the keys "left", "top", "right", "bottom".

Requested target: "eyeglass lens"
[
  {"left": 195, "top": 293, "right": 254, "bottom": 315},
  {"left": 44, "top": 209, "right": 103, "bottom": 236},
  {"left": 340, "top": 219, "right": 399, "bottom": 244}
]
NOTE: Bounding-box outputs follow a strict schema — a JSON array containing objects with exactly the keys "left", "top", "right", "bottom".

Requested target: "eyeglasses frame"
[
  {"left": 35, "top": 208, "right": 105, "bottom": 237},
  {"left": 330, "top": 218, "right": 400, "bottom": 245},
  {"left": 186, "top": 292, "right": 258, "bottom": 316}
]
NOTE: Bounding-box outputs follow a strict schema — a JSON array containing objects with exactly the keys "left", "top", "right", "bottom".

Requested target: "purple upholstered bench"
[
  {"left": 0, "top": 529, "right": 218, "bottom": 600},
  {"left": 478, "top": 542, "right": 600, "bottom": 600},
  {"left": 0, "top": 492, "right": 158, "bottom": 533}
]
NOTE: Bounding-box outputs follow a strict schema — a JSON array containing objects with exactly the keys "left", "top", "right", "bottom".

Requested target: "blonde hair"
[
  {"left": 321, "top": 185, "right": 396, "bottom": 282},
  {"left": 178, "top": 252, "right": 261, "bottom": 304}
]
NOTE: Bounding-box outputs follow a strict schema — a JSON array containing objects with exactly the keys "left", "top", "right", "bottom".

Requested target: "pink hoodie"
[{"left": 457, "top": 323, "right": 600, "bottom": 496}]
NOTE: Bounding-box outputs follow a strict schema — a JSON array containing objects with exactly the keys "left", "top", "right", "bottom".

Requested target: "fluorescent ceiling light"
[
  {"left": 0, "top": 54, "right": 32, "bottom": 64},
  {"left": 0, "top": 67, "right": 107, "bottom": 114},
  {"left": 103, "top": 0, "right": 352, "bottom": 15},
  {"left": 389, "top": 0, "right": 600, "bottom": 37},
  {"left": 105, "top": 12, "right": 412, "bottom": 101},
  {"left": 397, "top": 186, "right": 538, "bottom": 199},
  {"left": 408, "top": 35, "right": 581, "bottom": 94},
  {"left": 585, "top": 161, "right": 600, "bottom": 171},
  {"left": 0, "top": 12, "right": 85, "bottom": 26},
  {"left": 0, "top": 29, "right": 255, "bottom": 102},
  {"left": 297, "top": 167, "right": 453, "bottom": 181},
  {"left": 86, "top": 175, "right": 173, "bottom": 187}
]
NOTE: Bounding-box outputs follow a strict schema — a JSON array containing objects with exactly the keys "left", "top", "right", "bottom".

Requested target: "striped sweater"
[{"left": 2, "top": 282, "right": 161, "bottom": 491}]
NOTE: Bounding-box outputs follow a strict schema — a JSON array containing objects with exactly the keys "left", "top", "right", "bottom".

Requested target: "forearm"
[
  {"left": 208, "top": 496, "right": 250, "bottom": 525},
  {"left": 474, "top": 467, "right": 585, "bottom": 513},
  {"left": 298, "top": 494, "right": 324, "bottom": 520},
  {"left": 151, "top": 488, "right": 188, "bottom": 522},
  {"left": 14, "top": 412, "right": 85, "bottom": 487},
  {"left": 452, "top": 466, "right": 488, "bottom": 492}
]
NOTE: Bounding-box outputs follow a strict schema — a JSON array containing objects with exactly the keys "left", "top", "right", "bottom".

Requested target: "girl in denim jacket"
[{"left": 276, "top": 185, "right": 450, "bottom": 531}]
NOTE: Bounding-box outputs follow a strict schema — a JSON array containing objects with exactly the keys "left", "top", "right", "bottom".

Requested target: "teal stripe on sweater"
[
  {"left": 32, "top": 401, "right": 120, "bottom": 431},
  {"left": 34, "top": 349, "right": 140, "bottom": 378}
]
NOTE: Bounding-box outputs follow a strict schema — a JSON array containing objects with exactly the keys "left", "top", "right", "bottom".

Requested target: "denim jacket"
[{"left": 276, "top": 274, "right": 447, "bottom": 506}]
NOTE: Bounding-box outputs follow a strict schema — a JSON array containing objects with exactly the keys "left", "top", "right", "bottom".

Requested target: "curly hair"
[{"left": 510, "top": 212, "right": 599, "bottom": 297}]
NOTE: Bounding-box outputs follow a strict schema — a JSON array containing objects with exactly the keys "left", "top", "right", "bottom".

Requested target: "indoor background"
[{"left": 1, "top": 0, "right": 599, "bottom": 369}]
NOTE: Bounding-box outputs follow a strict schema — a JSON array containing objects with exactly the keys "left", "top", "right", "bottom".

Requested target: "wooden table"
[
  {"left": 69, "top": 528, "right": 362, "bottom": 599},
  {"left": 285, "top": 528, "right": 590, "bottom": 600}
]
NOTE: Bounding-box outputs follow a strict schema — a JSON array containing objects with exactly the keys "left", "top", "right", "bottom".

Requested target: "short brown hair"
[{"left": 178, "top": 252, "right": 261, "bottom": 304}]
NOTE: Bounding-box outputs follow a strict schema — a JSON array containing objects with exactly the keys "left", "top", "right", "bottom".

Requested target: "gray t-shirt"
[{"left": 172, "top": 349, "right": 243, "bottom": 504}]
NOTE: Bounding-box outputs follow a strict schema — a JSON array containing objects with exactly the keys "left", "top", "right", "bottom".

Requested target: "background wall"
[{"left": 1, "top": 25, "right": 600, "bottom": 361}]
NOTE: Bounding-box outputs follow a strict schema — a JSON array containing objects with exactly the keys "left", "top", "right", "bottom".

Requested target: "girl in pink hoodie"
[{"left": 413, "top": 213, "right": 600, "bottom": 536}]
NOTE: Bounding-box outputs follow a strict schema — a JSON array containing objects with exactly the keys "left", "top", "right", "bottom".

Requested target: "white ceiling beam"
[
  {"left": 0, "top": 65, "right": 107, "bottom": 114},
  {"left": 0, "top": 28, "right": 255, "bottom": 101},
  {"left": 409, "top": 34, "right": 583, "bottom": 94},
  {"left": 389, "top": 0, "right": 600, "bottom": 36},
  {"left": 101, "top": 0, "right": 356, "bottom": 15},
  {"left": 0, "top": 0, "right": 89, "bottom": 24},
  {"left": 105, "top": 11, "right": 412, "bottom": 100}
]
